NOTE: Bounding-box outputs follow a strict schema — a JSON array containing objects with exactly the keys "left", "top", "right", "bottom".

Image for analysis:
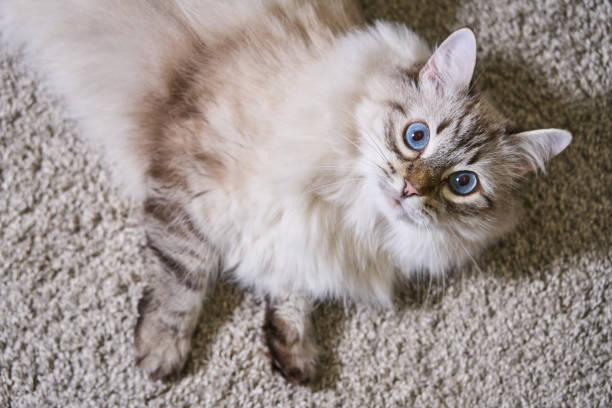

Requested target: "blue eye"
[
  {"left": 403, "top": 122, "right": 430, "bottom": 151},
  {"left": 448, "top": 171, "right": 479, "bottom": 195}
]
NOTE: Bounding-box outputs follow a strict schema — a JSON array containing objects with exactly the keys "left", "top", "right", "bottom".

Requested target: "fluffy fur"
[{"left": 1, "top": 0, "right": 571, "bottom": 383}]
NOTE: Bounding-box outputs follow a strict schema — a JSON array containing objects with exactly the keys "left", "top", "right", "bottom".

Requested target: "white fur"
[
  {"left": 0, "top": 0, "right": 274, "bottom": 199},
  {"left": 1, "top": 1, "right": 570, "bottom": 306},
  {"left": 185, "top": 24, "right": 475, "bottom": 305}
]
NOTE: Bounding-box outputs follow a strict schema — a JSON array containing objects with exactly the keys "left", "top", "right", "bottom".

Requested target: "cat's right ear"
[
  {"left": 511, "top": 129, "right": 572, "bottom": 174},
  {"left": 420, "top": 28, "right": 477, "bottom": 93}
]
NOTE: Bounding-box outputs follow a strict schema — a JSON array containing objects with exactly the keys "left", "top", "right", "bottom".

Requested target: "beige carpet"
[{"left": 1, "top": 0, "right": 610, "bottom": 406}]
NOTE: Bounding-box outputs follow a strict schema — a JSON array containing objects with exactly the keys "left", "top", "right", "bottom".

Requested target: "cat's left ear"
[
  {"left": 511, "top": 129, "right": 572, "bottom": 174},
  {"left": 420, "top": 28, "right": 477, "bottom": 93}
]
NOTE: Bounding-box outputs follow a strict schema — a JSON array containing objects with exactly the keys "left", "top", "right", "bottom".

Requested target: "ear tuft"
[
  {"left": 420, "top": 28, "right": 477, "bottom": 92},
  {"left": 513, "top": 129, "right": 572, "bottom": 174}
]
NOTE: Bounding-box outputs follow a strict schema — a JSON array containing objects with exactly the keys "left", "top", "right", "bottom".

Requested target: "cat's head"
[{"left": 354, "top": 27, "right": 571, "bottom": 271}]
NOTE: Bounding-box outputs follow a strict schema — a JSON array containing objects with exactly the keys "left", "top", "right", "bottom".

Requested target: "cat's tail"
[{"left": 0, "top": 0, "right": 208, "bottom": 199}]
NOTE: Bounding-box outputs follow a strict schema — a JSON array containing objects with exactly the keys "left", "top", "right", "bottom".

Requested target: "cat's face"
[
  {"left": 361, "top": 86, "right": 517, "bottom": 237},
  {"left": 354, "top": 29, "right": 571, "bottom": 249}
]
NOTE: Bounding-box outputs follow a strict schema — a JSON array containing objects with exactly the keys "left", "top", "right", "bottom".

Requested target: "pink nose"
[{"left": 403, "top": 180, "right": 420, "bottom": 197}]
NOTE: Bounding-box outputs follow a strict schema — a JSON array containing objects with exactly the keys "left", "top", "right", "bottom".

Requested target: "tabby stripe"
[
  {"left": 384, "top": 117, "right": 404, "bottom": 159},
  {"left": 144, "top": 197, "right": 175, "bottom": 225},
  {"left": 445, "top": 195, "right": 493, "bottom": 216},
  {"left": 145, "top": 196, "right": 209, "bottom": 243},
  {"left": 387, "top": 101, "right": 406, "bottom": 116},
  {"left": 437, "top": 119, "right": 451, "bottom": 134},
  {"left": 148, "top": 239, "right": 201, "bottom": 290},
  {"left": 136, "top": 287, "right": 159, "bottom": 323},
  {"left": 183, "top": 214, "right": 210, "bottom": 244},
  {"left": 463, "top": 137, "right": 488, "bottom": 153},
  {"left": 453, "top": 109, "right": 472, "bottom": 141},
  {"left": 446, "top": 202, "right": 482, "bottom": 216},
  {"left": 483, "top": 194, "right": 494, "bottom": 210},
  {"left": 467, "top": 149, "right": 483, "bottom": 165},
  {"left": 398, "top": 65, "right": 422, "bottom": 89}
]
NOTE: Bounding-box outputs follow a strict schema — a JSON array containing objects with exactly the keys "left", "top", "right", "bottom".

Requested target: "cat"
[{"left": 1, "top": 0, "right": 571, "bottom": 384}]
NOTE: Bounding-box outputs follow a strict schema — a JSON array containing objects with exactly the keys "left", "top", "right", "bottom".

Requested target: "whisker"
[
  {"left": 457, "top": 239, "right": 484, "bottom": 277},
  {"left": 339, "top": 131, "right": 392, "bottom": 169},
  {"left": 191, "top": 190, "right": 210, "bottom": 200},
  {"left": 302, "top": 176, "right": 366, "bottom": 195},
  {"left": 421, "top": 222, "right": 435, "bottom": 305},
  {"left": 361, "top": 131, "right": 393, "bottom": 164}
]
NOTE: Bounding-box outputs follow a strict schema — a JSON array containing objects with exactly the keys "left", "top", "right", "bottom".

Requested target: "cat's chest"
[{"left": 195, "top": 189, "right": 395, "bottom": 302}]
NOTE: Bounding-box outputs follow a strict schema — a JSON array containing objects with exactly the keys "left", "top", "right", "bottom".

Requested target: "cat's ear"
[
  {"left": 511, "top": 129, "right": 572, "bottom": 174},
  {"left": 420, "top": 28, "right": 477, "bottom": 92}
]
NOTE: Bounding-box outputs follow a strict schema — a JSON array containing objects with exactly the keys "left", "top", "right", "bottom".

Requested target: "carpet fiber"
[{"left": 1, "top": 0, "right": 610, "bottom": 406}]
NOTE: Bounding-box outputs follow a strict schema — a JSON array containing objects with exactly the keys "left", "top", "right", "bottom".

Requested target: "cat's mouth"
[
  {"left": 378, "top": 182, "right": 402, "bottom": 206},
  {"left": 378, "top": 181, "right": 429, "bottom": 225}
]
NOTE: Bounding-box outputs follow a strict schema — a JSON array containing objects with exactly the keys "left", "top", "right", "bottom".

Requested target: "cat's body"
[{"left": 1, "top": 0, "right": 571, "bottom": 384}]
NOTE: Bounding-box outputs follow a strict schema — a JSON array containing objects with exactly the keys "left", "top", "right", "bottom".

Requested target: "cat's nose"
[{"left": 402, "top": 180, "right": 420, "bottom": 197}]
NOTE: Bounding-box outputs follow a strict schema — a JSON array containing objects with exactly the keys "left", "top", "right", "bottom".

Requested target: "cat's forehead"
[
  {"left": 381, "top": 82, "right": 511, "bottom": 186},
  {"left": 374, "top": 65, "right": 510, "bottom": 166},
  {"left": 391, "top": 87, "right": 501, "bottom": 148},
  {"left": 383, "top": 66, "right": 476, "bottom": 126},
  {"left": 406, "top": 90, "right": 467, "bottom": 130}
]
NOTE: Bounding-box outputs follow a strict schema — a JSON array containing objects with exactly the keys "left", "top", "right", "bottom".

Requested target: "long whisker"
[
  {"left": 457, "top": 239, "right": 484, "bottom": 277},
  {"left": 361, "top": 131, "right": 393, "bottom": 164},
  {"left": 339, "top": 131, "right": 391, "bottom": 169},
  {"left": 337, "top": 132, "right": 363, "bottom": 152},
  {"left": 307, "top": 176, "right": 366, "bottom": 190},
  {"left": 360, "top": 160, "right": 389, "bottom": 176},
  {"left": 421, "top": 222, "right": 435, "bottom": 304},
  {"left": 303, "top": 177, "right": 366, "bottom": 196}
]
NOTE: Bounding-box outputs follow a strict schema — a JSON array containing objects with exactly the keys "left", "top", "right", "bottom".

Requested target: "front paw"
[
  {"left": 264, "top": 315, "right": 319, "bottom": 384},
  {"left": 135, "top": 321, "right": 192, "bottom": 380},
  {"left": 134, "top": 299, "right": 192, "bottom": 380}
]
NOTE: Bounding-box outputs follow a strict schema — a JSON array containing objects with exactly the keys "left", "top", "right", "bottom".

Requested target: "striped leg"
[
  {"left": 134, "top": 195, "right": 219, "bottom": 380},
  {"left": 263, "top": 294, "right": 319, "bottom": 384}
]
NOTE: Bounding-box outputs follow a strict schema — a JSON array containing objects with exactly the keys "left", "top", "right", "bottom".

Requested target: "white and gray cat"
[{"left": 1, "top": 0, "right": 571, "bottom": 384}]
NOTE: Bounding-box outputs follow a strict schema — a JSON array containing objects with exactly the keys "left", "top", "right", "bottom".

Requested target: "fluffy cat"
[{"left": 1, "top": 0, "right": 571, "bottom": 384}]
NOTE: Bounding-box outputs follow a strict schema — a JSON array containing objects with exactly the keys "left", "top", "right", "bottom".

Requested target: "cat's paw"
[
  {"left": 264, "top": 316, "right": 319, "bottom": 385},
  {"left": 134, "top": 313, "right": 192, "bottom": 381}
]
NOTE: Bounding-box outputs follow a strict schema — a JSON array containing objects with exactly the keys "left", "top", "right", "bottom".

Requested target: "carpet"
[{"left": 1, "top": 0, "right": 610, "bottom": 406}]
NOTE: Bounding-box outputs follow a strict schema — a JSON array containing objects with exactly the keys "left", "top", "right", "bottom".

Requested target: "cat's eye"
[
  {"left": 403, "top": 122, "right": 429, "bottom": 152},
  {"left": 448, "top": 171, "right": 478, "bottom": 195}
]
